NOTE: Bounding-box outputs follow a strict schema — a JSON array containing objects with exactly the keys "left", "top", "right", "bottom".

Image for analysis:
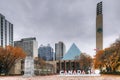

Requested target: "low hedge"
[{"left": 101, "top": 72, "right": 120, "bottom": 75}]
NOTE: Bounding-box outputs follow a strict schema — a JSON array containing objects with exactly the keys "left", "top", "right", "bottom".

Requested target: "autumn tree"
[
  {"left": 94, "top": 37, "right": 120, "bottom": 73},
  {"left": 34, "top": 57, "right": 46, "bottom": 69},
  {"left": 76, "top": 53, "right": 93, "bottom": 73},
  {"left": 0, "top": 46, "right": 26, "bottom": 75},
  {"left": 105, "top": 39, "right": 120, "bottom": 72},
  {"left": 34, "top": 57, "right": 48, "bottom": 75},
  {"left": 94, "top": 50, "right": 106, "bottom": 71}
]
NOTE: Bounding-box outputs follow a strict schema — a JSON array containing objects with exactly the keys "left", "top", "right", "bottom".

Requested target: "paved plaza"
[{"left": 0, "top": 75, "right": 120, "bottom": 80}]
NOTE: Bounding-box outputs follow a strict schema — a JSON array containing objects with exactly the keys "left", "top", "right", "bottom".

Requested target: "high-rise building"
[
  {"left": 96, "top": 2, "right": 103, "bottom": 50},
  {"left": 38, "top": 44, "right": 54, "bottom": 61},
  {"left": 14, "top": 37, "right": 38, "bottom": 58},
  {"left": 0, "top": 13, "right": 13, "bottom": 47},
  {"left": 55, "top": 42, "right": 65, "bottom": 60}
]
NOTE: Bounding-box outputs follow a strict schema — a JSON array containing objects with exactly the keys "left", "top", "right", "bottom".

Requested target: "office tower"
[
  {"left": 14, "top": 37, "right": 38, "bottom": 58},
  {"left": 38, "top": 44, "right": 54, "bottom": 61},
  {"left": 55, "top": 41, "right": 65, "bottom": 60},
  {"left": 0, "top": 13, "right": 13, "bottom": 47},
  {"left": 96, "top": 2, "right": 103, "bottom": 50}
]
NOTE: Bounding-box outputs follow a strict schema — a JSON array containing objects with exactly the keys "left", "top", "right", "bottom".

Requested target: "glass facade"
[
  {"left": 14, "top": 37, "right": 38, "bottom": 58},
  {"left": 62, "top": 43, "right": 81, "bottom": 60},
  {"left": 38, "top": 44, "right": 54, "bottom": 61},
  {"left": 55, "top": 42, "right": 65, "bottom": 60},
  {"left": 0, "top": 13, "right": 13, "bottom": 47}
]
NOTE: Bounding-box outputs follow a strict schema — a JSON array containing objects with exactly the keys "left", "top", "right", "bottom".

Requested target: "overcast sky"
[{"left": 0, "top": 0, "right": 120, "bottom": 56}]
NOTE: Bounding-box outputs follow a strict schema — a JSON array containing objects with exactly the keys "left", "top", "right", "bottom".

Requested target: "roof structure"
[{"left": 62, "top": 43, "right": 81, "bottom": 60}]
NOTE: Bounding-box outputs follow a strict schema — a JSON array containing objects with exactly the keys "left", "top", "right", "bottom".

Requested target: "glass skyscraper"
[
  {"left": 55, "top": 42, "right": 65, "bottom": 60},
  {"left": 0, "top": 13, "right": 13, "bottom": 47},
  {"left": 38, "top": 44, "right": 54, "bottom": 61},
  {"left": 14, "top": 37, "right": 38, "bottom": 58}
]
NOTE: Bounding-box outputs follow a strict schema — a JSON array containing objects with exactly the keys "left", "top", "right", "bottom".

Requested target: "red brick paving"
[{"left": 0, "top": 75, "right": 120, "bottom": 80}]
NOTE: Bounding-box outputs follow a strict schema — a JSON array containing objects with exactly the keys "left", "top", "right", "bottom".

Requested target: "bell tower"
[{"left": 96, "top": 2, "right": 103, "bottom": 50}]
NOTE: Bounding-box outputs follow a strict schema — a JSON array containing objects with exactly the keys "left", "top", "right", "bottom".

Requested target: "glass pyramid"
[{"left": 62, "top": 43, "right": 81, "bottom": 60}]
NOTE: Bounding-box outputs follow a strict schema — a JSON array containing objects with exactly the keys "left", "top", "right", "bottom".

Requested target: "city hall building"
[{"left": 55, "top": 43, "right": 81, "bottom": 73}]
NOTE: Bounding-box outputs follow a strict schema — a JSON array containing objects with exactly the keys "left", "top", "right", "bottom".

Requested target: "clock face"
[{"left": 97, "top": 28, "right": 102, "bottom": 33}]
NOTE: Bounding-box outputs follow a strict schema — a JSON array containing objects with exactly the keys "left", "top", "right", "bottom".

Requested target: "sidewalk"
[{"left": 0, "top": 75, "right": 120, "bottom": 80}]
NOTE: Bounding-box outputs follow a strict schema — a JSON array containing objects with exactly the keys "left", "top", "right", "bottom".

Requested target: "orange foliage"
[
  {"left": 77, "top": 53, "right": 93, "bottom": 70},
  {"left": 94, "top": 39, "right": 120, "bottom": 72},
  {"left": 0, "top": 46, "right": 26, "bottom": 75},
  {"left": 34, "top": 57, "right": 46, "bottom": 69},
  {"left": 94, "top": 50, "right": 105, "bottom": 69}
]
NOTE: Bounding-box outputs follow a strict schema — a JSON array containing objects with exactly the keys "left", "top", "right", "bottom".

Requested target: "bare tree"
[{"left": 0, "top": 46, "right": 26, "bottom": 75}]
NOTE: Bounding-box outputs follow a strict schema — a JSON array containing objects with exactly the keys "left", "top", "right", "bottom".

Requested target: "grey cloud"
[{"left": 0, "top": 0, "right": 119, "bottom": 56}]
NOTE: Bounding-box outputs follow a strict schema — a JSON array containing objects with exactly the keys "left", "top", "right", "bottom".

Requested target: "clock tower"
[{"left": 96, "top": 2, "right": 103, "bottom": 50}]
